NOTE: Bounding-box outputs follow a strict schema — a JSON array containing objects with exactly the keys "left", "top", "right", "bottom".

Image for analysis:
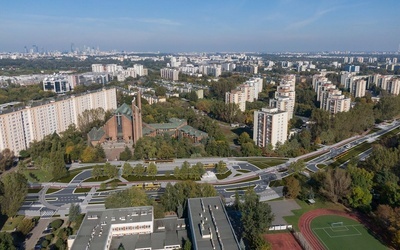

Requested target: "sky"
[{"left": 1, "top": 0, "right": 399, "bottom": 53}]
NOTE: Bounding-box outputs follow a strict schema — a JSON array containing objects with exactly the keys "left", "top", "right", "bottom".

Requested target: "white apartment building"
[
  {"left": 253, "top": 107, "right": 288, "bottom": 148},
  {"left": 160, "top": 68, "right": 179, "bottom": 81},
  {"left": 324, "top": 92, "right": 351, "bottom": 115},
  {"left": 225, "top": 89, "right": 246, "bottom": 112},
  {"left": 92, "top": 64, "right": 105, "bottom": 73},
  {"left": 0, "top": 88, "right": 117, "bottom": 154},
  {"left": 225, "top": 77, "right": 263, "bottom": 112},
  {"left": 350, "top": 79, "right": 367, "bottom": 98},
  {"left": 270, "top": 75, "right": 295, "bottom": 119}
]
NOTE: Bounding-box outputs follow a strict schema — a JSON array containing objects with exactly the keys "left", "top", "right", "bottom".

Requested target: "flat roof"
[
  {"left": 188, "top": 197, "right": 240, "bottom": 250},
  {"left": 71, "top": 206, "right": 153, "bottom": 250}
]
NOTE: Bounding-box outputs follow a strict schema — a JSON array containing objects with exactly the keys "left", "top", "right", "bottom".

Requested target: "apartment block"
[
  {"left": 225, "top": 77, "right": 263, "bottom": 112},
  {"left": 253, "top": 107, "right": 288, "bottom": 148},
  {"left": 350, "top": 79, "right": 367, "bottom": 98},
  {"left": 160, "top": 68, "right": 179, "bottom": 81},
  {"left": 0, "top": 88, "right": 117, "bottom": 154},
  {"left": 225, "top": 89, "right": 246, "bottom": 112},
  {"left": 270, "top": 75, "right": 295, "bottom": 119}
]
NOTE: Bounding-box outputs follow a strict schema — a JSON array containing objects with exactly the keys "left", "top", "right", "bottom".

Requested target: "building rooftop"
[
  {"left": 188, "top": 197, "right": 240, "bottom": 250},
  {"left": 70, "top": 206, "right": 153, "bottom": 250},
  {"left": 114, "top": 103, "right": 133, "bottom": 119}
]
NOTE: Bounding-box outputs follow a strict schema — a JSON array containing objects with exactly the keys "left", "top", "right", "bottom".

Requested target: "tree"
[
  {"left": 283, "top": 176, "right": 301, "bottom": 199},
  {"left": 215, "top": 161, "right": 228, "bottom": 174},
  {"left": 17, "top": 218, "right": 35, "bottom": 235},
  {"left": 92, "top": 165, "right": 104, "bottom": 180},
  {"left": 239, "top": 189, "right": 274, "bottom": 250},
  {"left": 238, "top": 132, "right": 252, "bottom": 145},
  {"left": 147, "top": 163, "right": 158, "bottom": 177},
  {"left": 105, "top": 187, "right": 150, "bottom": 208},
  {"left": 183, "top": 239, "right": 192, "bottom": 250},
  {"left": 288, "top": 160, "right": 306, "bottom": 176},
  {"left": 80, "top": 146, "right": 97, "bottom": 163},
  {"left": 77, "top": 107, "right": 106, "bottom": 134},
  {"left": 104, "top": 163, "right": 118, "bottom": 179},
  {"left": 0, "top": 148, "right": 14, "bottom": 171},
  {"left": 122, "top": 163, "right": 133, "bottom": 177},
  {"left": 68, "top": 203, "right": 81, "bottom": 223},
  {"left": 319, "top": 168, "right": 351, "bottom": 203},
  {"left": 0, "top": 232, "right": 15, "bottom": 250},
  {"left": 119, "top": 146, "right": 132, "bottom": 161},
  {"left": 347, "top": 166, "right": 374, "bottom": 209},
  {"left": 155, "top": 86, "right": 167, "bottom": 96},
  {"left": 133, "top": 164, "right": 145, "bottom": 178},
  {"left": 0, "top": 172, "right": 28, "bottom": 217}
]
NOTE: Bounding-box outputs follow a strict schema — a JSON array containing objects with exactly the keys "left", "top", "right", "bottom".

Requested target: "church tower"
[{"left": 132, "top": 91, "right": 143, "bottom": 143}]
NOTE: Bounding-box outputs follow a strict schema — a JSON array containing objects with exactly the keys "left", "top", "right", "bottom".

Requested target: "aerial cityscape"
[{"left": 0, "top": 1, "right": 400, "bottom": 250}]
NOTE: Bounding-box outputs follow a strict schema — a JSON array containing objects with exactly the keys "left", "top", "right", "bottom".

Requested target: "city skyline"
[{"left": 1, "top": 0, "right": 400, "bottom": 53}]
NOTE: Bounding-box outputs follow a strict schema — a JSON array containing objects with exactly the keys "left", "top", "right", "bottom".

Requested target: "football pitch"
[{"left": 311, "top": 215, "right": 387, "bottom": 250}]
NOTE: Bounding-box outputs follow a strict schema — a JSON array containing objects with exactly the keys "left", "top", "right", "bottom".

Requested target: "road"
[{"left": 19, "top": 120, "right": 400, "bottom": 215}]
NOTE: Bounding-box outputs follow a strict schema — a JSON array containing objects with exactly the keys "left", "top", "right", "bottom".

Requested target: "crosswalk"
[{"left": 40, "top": 209, "right": 56, "bottom": 218}]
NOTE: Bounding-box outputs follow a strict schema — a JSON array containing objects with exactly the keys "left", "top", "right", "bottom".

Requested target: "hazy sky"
[{"left": 1, "top": 0, "right": 399, "bottom": 52}]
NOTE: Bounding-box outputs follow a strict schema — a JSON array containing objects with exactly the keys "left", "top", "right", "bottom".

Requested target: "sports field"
[{"left": 311, "top": 215, "right": 386, "bottom": 250}]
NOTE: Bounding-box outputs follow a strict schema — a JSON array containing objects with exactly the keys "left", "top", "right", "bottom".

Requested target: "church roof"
[
  {"left": 115, "top": 103, "right": 133, "bottom": 119},
  {"left": 88, "top": 127, "right": 105, "bottom": 141}
]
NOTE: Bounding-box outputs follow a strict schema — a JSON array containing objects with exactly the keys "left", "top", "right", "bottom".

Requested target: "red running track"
[{"left": 298, "top": 209, "right": 360, "bottom": 250}]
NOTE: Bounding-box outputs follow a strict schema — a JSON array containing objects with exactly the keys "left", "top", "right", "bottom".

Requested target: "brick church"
[{"left": 88, "top": 92, "right": 143, "bottom": 145}]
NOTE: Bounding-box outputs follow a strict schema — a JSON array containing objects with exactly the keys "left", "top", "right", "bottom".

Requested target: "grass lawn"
[
  {"left": 311, "top": 215, "right": 386, "bottom": 250},
  {"left": 1, "top": 215, "right": 25, "bottom": 231},
  {"left": 74, "top": 188, "right": 91, "bottom": 193},
  {"left": 27, "top": 188, "right": 42, "bottom": 193},
  {"left": 269, "top": 179, "right": 284, "bottom": 187},
  {"left": 55, "top": 172, "right": 81, "bottom": 183},
  {"left": 367, "top": 127, "right": 381, "bottom": 135},
  {"left": 83, "top": 176, "right": 110, "bottom": 182},
  {"left": 243, "top": 158, "right": 288, "bottom": 169},
  {"left": 216, "top": 170, "right": 232, "bottom": 180},
  {"left": 124, "top": 175, "right": 179, "bottom": 182},
  {"left": 316, "top": 164, "right": 326, "bottom": 169},
  {"left": 23, "top": 169, "right": 52, "bottom": 182},
  {"left": 283, "top": 199, "right": 346, "bottom": 231},
  {"left": 46, "top": 188, "right": 61, "bottom": 194},
  {"left": 330, "top": 142, "right": 372, "bottom": 167},
  {"left": 233, "top": 173, "right": 241, "bottom": 177},
  {"left": 225, "top": 185, "right": 256, "bottom": 191},
  {"left": 301, "top": 151, "right": 327, "bottom": 162},
  {"left": 236, "top": 169, "right": 251, "bottom": 173}
]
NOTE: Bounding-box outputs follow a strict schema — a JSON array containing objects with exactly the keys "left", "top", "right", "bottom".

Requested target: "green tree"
[
  {"left": 347, "top": 166, "right": 374, "bottom": 209},
  {"left": 122, "top": 163, "right": 133, "bottom": 177},
  {"left": 288, "top": 160, "right": 306, "bottom": 176},
  {"left": 0, "top": 172, "right": 28, "bottom": 217},
  {"left": 92, "top": 165, "right": 104, "bottom": 180},
  {"left": 215, "top": 161, "right": 228, "bottom": 174},
  {"left": 105, "top": 187, "right": 150, "bottom": 208},
  {"left": 319, "top": 168, "right": 351, "bottom": 203},
  {"left": 17, "top": 218, "right": 35, "bottom": 235},
  {"left": 147, "top": 163, "right": 158, "bottom": 177},
  {"left": 68, "top": 203, "right": 81, "bottom": 223},
  {"left": 239, "top": 189, "right": 274, "bottom": 249},
  {"left": 0, "top": 148, "right": 14, "bottom": 171},
  {"left": 0, "top": 232, "right": 16, "bottom": 250},
  {"left": 133, "top": 164, "right": 145, "bottom": 178},
  {"left": 104, "top": 163, "right": 118, "bottom": 179},
  {"left": 119, "top": 147, "right": 132, "bottom": 161},
  {"left": 183, "top": 239, "right": 192, "bottom": 250}
]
